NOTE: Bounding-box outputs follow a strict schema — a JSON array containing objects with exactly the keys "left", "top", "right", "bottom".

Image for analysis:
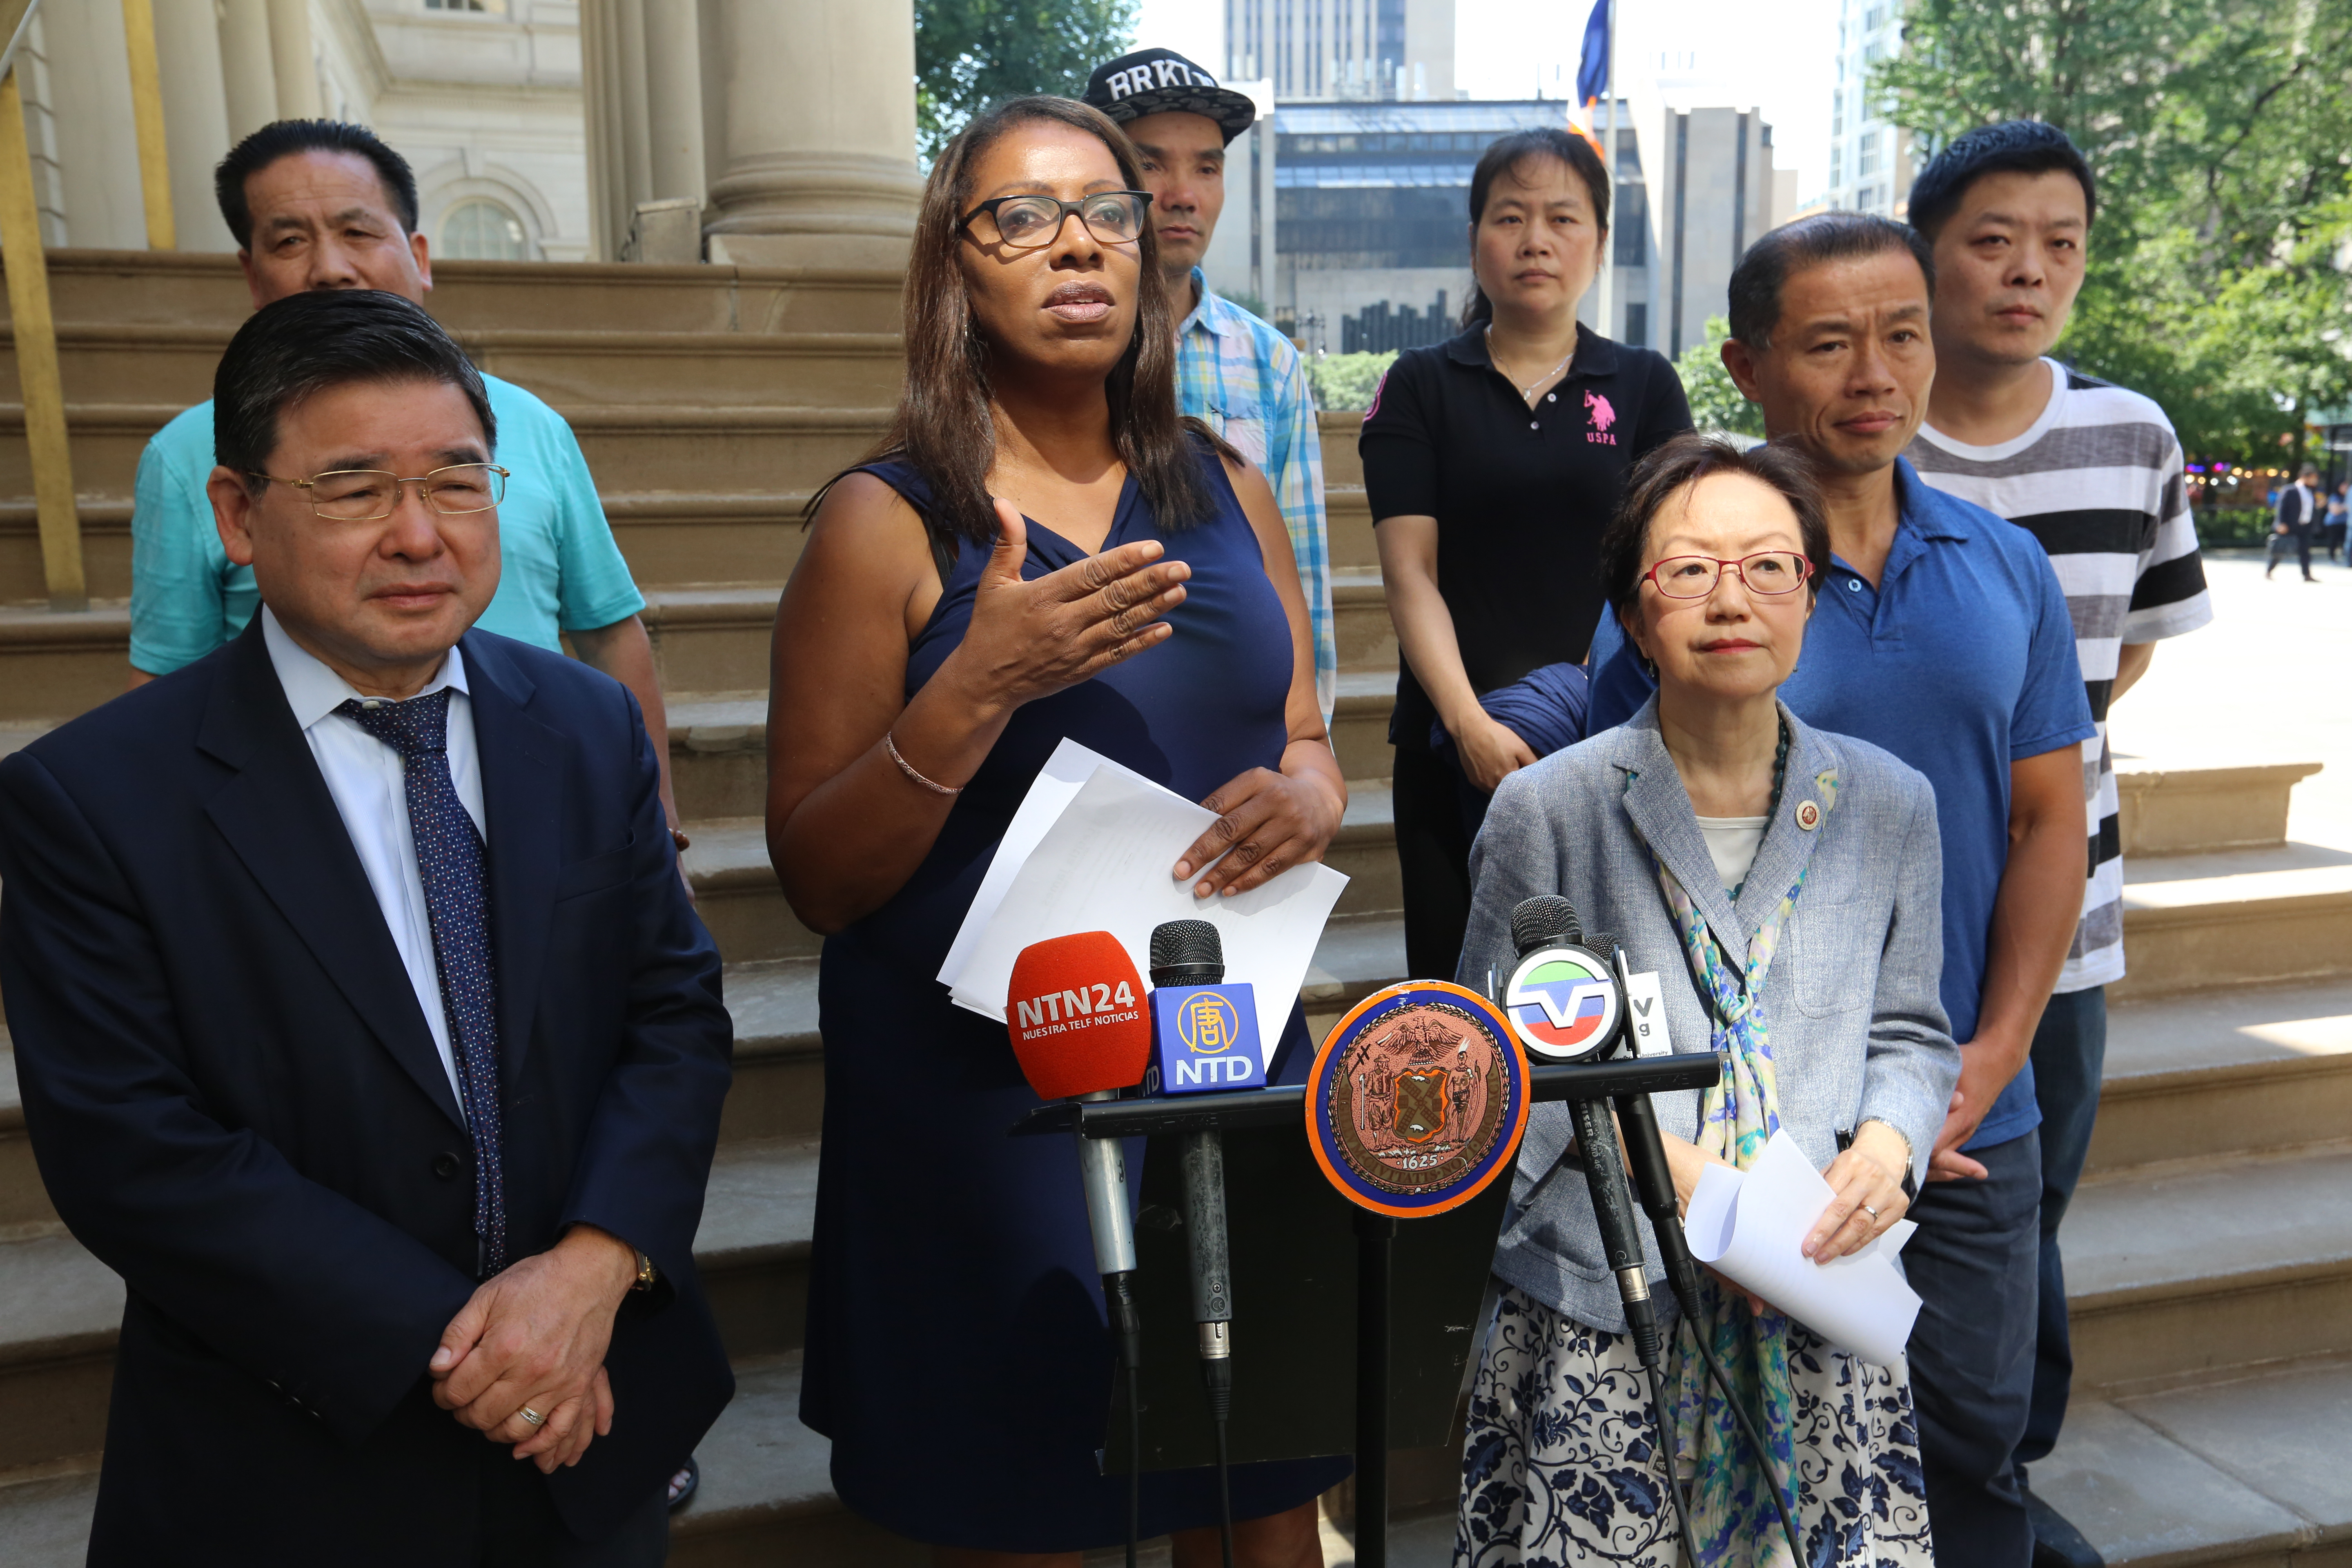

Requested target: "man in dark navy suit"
[{"left": 0, "top": 289, "right": 733, "bottom": 1564}]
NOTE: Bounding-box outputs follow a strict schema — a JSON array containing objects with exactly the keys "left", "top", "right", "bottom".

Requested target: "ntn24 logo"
[{"left": 1014, "top": 980, "right": 1138, "bottom": 1029}]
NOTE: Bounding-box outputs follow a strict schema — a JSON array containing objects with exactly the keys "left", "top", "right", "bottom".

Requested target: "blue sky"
[{"left": 1133, "top": 0, "right": 1843, "bottom": 198}]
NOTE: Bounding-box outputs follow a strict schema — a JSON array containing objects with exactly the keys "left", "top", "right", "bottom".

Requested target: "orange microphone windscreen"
[{"left": 1007, "top": 931, "right": 1153, "bottom": 1101}]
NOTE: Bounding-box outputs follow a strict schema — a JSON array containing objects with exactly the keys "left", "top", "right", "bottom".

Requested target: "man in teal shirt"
[{"left": 129, "top": 119, "right": 679, "bottom": 827}]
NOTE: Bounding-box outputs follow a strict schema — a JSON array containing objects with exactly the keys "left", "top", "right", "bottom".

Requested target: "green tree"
[
  {"left": 1675, "top": 317, "right": 1767, "bottom": 437},
  {"left": 916, "top": 0, "right": 1140, "bottom": 163},
  {"left": 1874, "top": 0, "right": 2352, "bottom": 461},
  {"left": 1304, "top": 350, "right": 1396, "bottom": 412}
]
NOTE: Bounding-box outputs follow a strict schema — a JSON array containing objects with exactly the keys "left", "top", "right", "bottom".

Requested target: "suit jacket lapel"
[
  {"left": 196, "top": 624, "right": 468, "bottom": 1131},
  {"left": 1732, "top": 705, "right": 1834, "bottom": 938},
  {"left": 1613, "top": 711, "right": 1749, "bottom": 970},
  {"left": 462, "top": 633, "right": 563, "bottom": 1088}
]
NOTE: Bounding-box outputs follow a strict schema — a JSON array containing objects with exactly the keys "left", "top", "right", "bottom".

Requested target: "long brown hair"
[{"left": 819, "top": 96, "right": 1227, "bottom": 545}]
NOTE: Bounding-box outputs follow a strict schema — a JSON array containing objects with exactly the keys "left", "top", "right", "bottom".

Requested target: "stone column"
[
  {"left": 151, "top": 0, "right": 236, "bottom": 249},
  {"left": 642, "top": 0, "right": 703, "bottom": 209},
  {"left": 703, "top": 0, "right": 920, "bottom": 269},
  {"left": 267, "top": 0, "right": 321, "bottom": 119},
  {"left": 218, "top": 0, "right": 280, "bottom": 142}
]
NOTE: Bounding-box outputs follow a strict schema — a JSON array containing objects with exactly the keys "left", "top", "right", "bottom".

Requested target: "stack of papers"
[
  {"left": 1684, "top": 1129, "right": 1923, "bottom": 1366},
  {"left": 938, "top": 739, "right": 1350, "bottom": 1069}
]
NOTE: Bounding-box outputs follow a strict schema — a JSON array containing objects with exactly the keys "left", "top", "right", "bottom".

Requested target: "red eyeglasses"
[{"left": 1640, "top": 552, "right": 1812, "bottom": 599}]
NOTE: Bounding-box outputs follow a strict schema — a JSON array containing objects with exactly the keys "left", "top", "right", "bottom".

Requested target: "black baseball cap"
[{"left": 1083, "top": 48, "right": 1257, "bottom": 145}]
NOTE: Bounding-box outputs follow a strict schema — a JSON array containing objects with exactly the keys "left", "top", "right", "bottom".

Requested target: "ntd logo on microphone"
[
  {"left": 1150, "top": 984, "right": 1265, "bottom": 1094},
  {"left": 1504, "top": 952, "right": 1621, "bottom": 1062}
]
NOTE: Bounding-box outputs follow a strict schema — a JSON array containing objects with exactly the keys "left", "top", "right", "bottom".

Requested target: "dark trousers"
[
  {"left": 2014, "top": 987, "right": 2108, "bottom": 1477},
  {"left": 1905, "top": 1130, "right": 2042, "bottom": 1567},
  {"left": 479, "top": 1443, "right": 669, "bottom": 1567},
  {"left": 2266, "top": 525, "right": 2314, "bottom": 576},
  {"left": 1393, "top": 736, "right": 1481, "bottom": 984}
]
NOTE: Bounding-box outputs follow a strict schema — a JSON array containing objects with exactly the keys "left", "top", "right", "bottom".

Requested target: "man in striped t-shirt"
[{"left": 1907, "top": 121, "right": 2212, "bottom": 1568}]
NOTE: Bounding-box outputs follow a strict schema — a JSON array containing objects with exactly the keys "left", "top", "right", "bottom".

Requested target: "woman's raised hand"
[{"left": 946, "top": 499, "right": 1191, "bottom": 715}]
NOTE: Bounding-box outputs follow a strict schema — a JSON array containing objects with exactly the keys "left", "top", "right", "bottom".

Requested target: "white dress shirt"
[{"left": 262, "top": 608, "right": 485, "bottom": 1101}]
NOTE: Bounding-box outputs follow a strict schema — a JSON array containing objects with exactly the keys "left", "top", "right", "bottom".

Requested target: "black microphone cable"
[
  {"left": 1615, "top": 1056, "right": 1805, "bottom": 1566},
  {"left": 1501, "top": 902, "right": 1704, "bottom": 1567}
]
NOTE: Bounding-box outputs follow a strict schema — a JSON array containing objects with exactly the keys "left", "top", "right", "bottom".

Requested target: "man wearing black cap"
[{"left": 1086, "top": 47, "right": 1336, "bottom": 723}]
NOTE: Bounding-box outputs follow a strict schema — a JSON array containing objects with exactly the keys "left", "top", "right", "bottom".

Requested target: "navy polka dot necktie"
[{"left": 337, "top": 688, "right": 508, "bottom": 1277}]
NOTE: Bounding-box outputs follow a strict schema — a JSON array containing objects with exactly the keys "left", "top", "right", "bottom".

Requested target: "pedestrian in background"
[
  {"left": 1364, "top": 125, "right": 1691, "bottom": 985},
  {"left": 2266, "top": 461, "right": 2321, "bottom": 581},
  {"left": 1903, "top": 120, "right": 2212, "bottom": 1568},
  {"left": 1084, "top": 47, "right": 1338, "bottom": 723},
  {"left": 2325, "top": 477, "right": 2348, "bottom": 562}
]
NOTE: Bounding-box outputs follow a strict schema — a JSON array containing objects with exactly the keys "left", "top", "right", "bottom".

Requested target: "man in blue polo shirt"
[
  {"left": 126, "top": 119, "right": 681, "bottom": 832},
  {"left": 1588, "top": 214, "right": 2093, "bottom": 1564}
]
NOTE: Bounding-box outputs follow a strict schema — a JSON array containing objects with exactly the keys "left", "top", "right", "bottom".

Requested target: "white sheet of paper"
[
  {"left": 1684, "top": 1128, "right": 1922, "bottom": 1366},
  {"left": 937, "top": 739, "right": 1154, "bottom": 991},
  {"left": 947, "top": 761, "right": 1348, "bottom": 1066}
]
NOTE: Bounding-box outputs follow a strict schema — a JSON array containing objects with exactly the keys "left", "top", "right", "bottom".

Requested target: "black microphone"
[
  {"left": 1603, "top": 941, "right": 1710, "bottom": 1323},
  {"left": 1507, "top": 898, "right": 1664, "bottom": 1370},
  {"left": 1151, "top": 920, "right": 1239, "bottom": 1568}
]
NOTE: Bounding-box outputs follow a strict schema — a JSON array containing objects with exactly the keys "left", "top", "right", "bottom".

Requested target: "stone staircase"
[{"left": 2, "top": 253, "right": 2350, "bottom": 1564}]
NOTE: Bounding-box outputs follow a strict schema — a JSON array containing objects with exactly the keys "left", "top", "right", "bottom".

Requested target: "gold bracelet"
[{"left": 886, "top": 730, "right": 963, "bottom": 797}]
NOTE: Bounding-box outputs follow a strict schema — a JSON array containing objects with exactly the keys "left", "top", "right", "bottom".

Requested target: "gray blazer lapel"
[
  {"left": 1613, "top": 707, "right": 1748, "bottom": 969},
  {"left": 1733, "top": 703, "right": 1836, "bottom": 936}
]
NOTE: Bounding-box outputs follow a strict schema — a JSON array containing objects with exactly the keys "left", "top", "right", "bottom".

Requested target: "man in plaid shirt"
[{"left": 1086, "top": 48, "right": 1336, "bottom": 722}]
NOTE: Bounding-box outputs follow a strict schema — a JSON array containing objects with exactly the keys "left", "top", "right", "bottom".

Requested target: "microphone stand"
[
  {"left": 1180, "top": 1131, "right": 1237, "bottom": 1568},
  {"left": 1076, "top": 1089, "right": 1145, "bottom": 1568}
]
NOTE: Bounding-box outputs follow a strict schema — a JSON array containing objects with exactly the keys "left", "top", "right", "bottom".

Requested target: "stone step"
[
  {"left": 0, "top": 601, "right": 128, "bottom": 725},
  {"left": 641, "top": 586, "right": 781, "bottom": 700},
  {"left": 2064, "top": 1143, "right": 2352, "bottom": 1396},
  {"left": 2114, "top": 758, "right": 2323, "bottom": 859},
  {"left": 2033, "top": 1354, "right": 2352, "bottom": 1567},
  {"left": 0, "top": 251, "right": 905, "bottom": 338},
  {"left": 0, "top": 1133, "right": 821, "bottom": 1475},
  {"left": 2114, "top": 845, "right": 2352, "bottom": 1001},
  {"left": 1326, "top": 484, "right": 1376, "bottom": 569},
  {"left": 0, "top": 402, "right": 894, "bottom": 510},
  {"left": 1317, "top": 411, "right": 1365, "bottom": 492},
  {"left": 0, "top": 326, "right": 909, "bottom": 414},
  {"left": 2089, "top": 978, "right": 2352, "bottom": 1175},
  {"left": 606, "top": 492, "right": 811, "bottom": 593},
  {"left": 1332, "top": 567, "right": 1397, "bottom": 672}
]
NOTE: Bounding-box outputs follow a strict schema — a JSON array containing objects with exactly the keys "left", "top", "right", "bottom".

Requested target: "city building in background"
[
  {"left": 13, "top": 0, "right": 593, "bottom": 258},
  {"left": 1200, "top": 77, "right": 1279, "bottom": 311},
  {"left": 1820, "top": 0, "right": 1910, "bottom": 216},
  {"left": 1224, "top": 0, "right": 1456, "bottom": 103},
  {"left": 1259, "top": 89, "right": 1786, "bottom": 360}
]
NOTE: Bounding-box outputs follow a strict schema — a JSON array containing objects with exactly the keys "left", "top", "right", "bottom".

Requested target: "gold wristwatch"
[{"left": 633, "top": 1248, "right": 658, "bottom": 1293}]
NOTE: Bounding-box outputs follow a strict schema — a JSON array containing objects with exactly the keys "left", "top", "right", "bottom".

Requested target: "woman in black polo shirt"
[{"left": 1364, "top": 126, "right": 1691, "bottom": 984}]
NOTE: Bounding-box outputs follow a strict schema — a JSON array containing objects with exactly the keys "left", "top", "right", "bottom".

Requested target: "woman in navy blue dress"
[{"left": 765, "top": 97, "right": 1350, "bottom": 1566}]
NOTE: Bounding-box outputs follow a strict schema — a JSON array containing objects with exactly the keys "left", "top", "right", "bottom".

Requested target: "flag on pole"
[
  {"left": 1570, "top": 0, "right": 1610, "bottom": 154},
  {"left": 1576, "top": 0, "right": 1610, "bottom": 109}
]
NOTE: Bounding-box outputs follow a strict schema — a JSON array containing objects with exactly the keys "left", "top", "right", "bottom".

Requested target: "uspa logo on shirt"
[{"left": 1585, "top": 390, "right": 1619, "bottom": 445}]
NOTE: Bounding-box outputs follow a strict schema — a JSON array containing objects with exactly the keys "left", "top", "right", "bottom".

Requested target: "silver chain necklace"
[{"left": 1485, "top": 325, "right": 1575, "bottom": 402}]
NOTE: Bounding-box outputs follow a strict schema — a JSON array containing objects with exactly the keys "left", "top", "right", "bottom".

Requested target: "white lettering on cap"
[{"left": 1155, "top": 59, "right": 1189, "bottom": 87}]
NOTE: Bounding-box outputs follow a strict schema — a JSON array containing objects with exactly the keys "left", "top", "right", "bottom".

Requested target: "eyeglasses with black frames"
[
  {"left": 1640, "top": 552, "right": 1812, "bottom": 598},
  {"left": 246, "top": 463, "right": 511, "bottom": 521},
  {"left": 960, "top": 191, "right": 1154, "bottom": 251}
]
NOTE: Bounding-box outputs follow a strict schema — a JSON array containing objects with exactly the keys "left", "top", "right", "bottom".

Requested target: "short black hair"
[
  {"left": 1727, "top": 212, "right": 1936, "bottom": 350},
  {"left": 1601, "top": 433, "right": 1832, "bottom": 625},
  {"left": 214, "top": 290, "right": 494, "bottom": 486},
  {"left": 1462, "top": 128, "right": 1611, "bottom": 327},
  {"left": 216, "top": 120, "right": 419, "bottom": 250},
  {"left": 1907, "top": 120, "right": 2097, "bottom": 241}
]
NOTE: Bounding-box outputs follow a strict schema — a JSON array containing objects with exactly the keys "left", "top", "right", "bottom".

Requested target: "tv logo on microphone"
[
  {"left": 1152, "top": 983, "right": 1266, "bottom": 1094},
  {"left": 1014, "top": 979, "right": 1140, "bottom": 1035},
  {"left": 1504, "top": 950, "right": 1621, "bottom": 1061}
]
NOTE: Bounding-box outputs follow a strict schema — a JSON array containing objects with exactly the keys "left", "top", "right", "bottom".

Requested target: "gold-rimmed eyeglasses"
[
  {"left": 960, "top": 191, "right": 1154, "bottom": 251},
  {"left": 1640, "top": 552, "right": 1812, "bottom": 598},
  {"left": 246, "top": 463, "right": 510, "bottom": 521}
]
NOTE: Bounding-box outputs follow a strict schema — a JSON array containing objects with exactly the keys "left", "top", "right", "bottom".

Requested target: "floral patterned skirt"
[{"left": 1453, "top": 1285, "right": 1935, "bottom": 1567}]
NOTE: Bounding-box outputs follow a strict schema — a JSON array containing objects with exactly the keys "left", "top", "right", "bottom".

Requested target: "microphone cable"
[
  {"left": 1106, "top": 1270, "right": 1144, "bottom": 1568},
  {"left": 1615, "top": 1087, "right": 1805, "bottom": 1565}
]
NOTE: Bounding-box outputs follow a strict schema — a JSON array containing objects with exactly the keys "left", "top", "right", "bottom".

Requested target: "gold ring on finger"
[{"left": 518, "top": 1406, "right": 546, "bottom": 1428}]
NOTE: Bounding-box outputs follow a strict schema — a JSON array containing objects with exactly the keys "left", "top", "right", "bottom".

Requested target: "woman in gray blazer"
[{"left": 1451, "top": 435, "right": 1961, "bottom": 1567}]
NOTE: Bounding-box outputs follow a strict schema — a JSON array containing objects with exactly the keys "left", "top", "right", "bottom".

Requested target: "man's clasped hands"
[{"left": 426, "top": 1224, "right": 643, "bottom": 1473}]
